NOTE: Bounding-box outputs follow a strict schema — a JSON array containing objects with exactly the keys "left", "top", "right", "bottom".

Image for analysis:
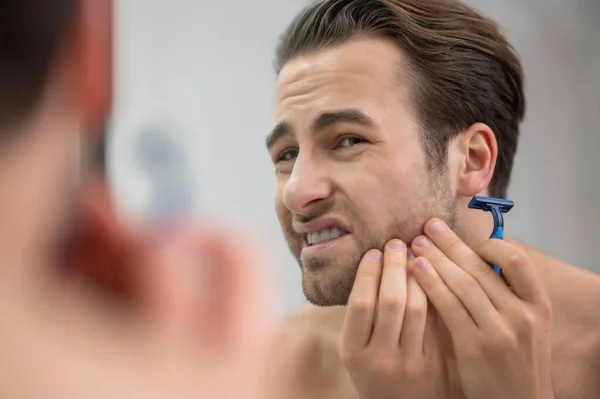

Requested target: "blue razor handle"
[
  {"left": 488, "top": 208, "right": 504, "bottom": 275},
  {"left": 468, "top": 196, "right": 515, "bottom": 275}
]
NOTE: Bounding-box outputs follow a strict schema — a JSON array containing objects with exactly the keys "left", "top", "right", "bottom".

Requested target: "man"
[
  {"left": 0, "top": 1, "right": 273, "bottom": 398},
  {"left": 266, "top": 1, "right": 600, "bottom": 398}
]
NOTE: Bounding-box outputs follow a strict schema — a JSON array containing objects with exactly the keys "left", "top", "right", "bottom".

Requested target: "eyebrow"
[{"left": 266, "top": 108, "right": 375, "bottom": 151}]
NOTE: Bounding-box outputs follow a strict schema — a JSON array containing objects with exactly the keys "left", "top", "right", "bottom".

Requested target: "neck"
[{"left": 453, "top": 196, "right": 497, "bottom": 248}]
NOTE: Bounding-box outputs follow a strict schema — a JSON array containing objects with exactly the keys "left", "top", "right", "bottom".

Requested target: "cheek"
[
  {"left": 373, "top": 157, "right": 424, "bottom": 201},
  {"left": 331, "top": 157, "right": 416, "bottom": 228},
  {"left": 363, "top": 158, "right": 430, "bottom": 222}
]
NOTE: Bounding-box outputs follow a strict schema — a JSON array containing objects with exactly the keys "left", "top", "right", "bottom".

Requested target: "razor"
[{"left": 468, "top": 196, "right": 515, "bottom": 275}]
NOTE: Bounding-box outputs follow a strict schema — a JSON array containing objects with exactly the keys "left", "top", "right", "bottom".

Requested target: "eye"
[
  {"left": 277, "top": 148, "right": 298, "bottom": 162},
  {"left": 338, "top": 136, "right": 366, "bottom": 148}
]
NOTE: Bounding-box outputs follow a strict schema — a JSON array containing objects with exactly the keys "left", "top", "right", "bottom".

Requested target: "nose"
[{"left": 282, "top": 155, "right": 332, "bottom": 214}]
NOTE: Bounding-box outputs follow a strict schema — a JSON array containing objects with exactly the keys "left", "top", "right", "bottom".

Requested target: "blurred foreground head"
[
  {"left": 0, "top": 2, "right": 275, "bottom": 398},
  {"left": 0, "top": 0, "right": 112, "bottom": 286}
]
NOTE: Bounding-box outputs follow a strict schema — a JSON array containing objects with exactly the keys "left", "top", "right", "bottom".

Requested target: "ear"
[
  {"left": 451, "top": 123, "right": 497, "bottom": 197},
  {"left": 78, "top": 0, "right": 113, "bottom": 136}
]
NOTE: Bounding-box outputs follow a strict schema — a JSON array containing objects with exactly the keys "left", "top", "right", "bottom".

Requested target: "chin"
[{"left": 300, "top": 257, "right": 359, "bottom": 307}]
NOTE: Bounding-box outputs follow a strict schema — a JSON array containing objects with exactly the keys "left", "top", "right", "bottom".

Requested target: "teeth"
[
  {"left": 320, "top": 230, "right": 331, "bottom": 242},
  {"left": 308, "top": 228, "right": 346, "bottom": 245}
]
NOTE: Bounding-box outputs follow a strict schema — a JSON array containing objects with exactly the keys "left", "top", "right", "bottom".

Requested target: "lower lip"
[{"left": 301, "top": 234, "right": 352, "bottom": 260}]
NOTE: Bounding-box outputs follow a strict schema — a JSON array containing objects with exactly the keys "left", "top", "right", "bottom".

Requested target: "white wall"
[
  {"left": 109, "top": 0, "right": 599, "bottom": 315},
  {"left": 468, "top": 0, "right": 600, "bottom": 270}
]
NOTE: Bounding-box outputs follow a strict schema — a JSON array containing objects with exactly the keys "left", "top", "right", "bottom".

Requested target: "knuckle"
[
  {"left": 444, "top": 295, "right": 463, "bottom": 314},
  {"left": 458, "top": 275, "right": 480, "bottom": 294},
  {"left": 507, "top": 250, "right": 528, "bottom": 269},
  {"left": 514, "top": 307, "right": 539, "bottom": 336},
  {"left": 445, "top": 234, "right": 464, "bottom": 254},
  {"left": 398, "top": 362, "right": 424, "bottom": 380},
  {"left": 371, "top": 354, "right": 396, "bottom": 377},
  {"left": 405, "top": 303, "right": 427, "bottom": 319},
  {"left": 476, "top": 259, "right": 497, "bottom": 279},
  {"left": 381, "top": 296, "right": 405, "bottom": 313},
  {"left": 385, "top": 254, "right": 407, "bottom": 269},
  {"left": 349, "top": 299, "right": 376, "bottom": 314},
  {"left": 357, "top": 264, "right": 381, "bottom": 280}
]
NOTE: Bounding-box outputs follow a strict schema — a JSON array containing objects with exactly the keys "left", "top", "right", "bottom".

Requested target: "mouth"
[{"left": 305, "top": 227, "right": 349, "bottom": 246}]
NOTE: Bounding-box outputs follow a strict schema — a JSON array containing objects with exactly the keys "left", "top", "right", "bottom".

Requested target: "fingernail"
[
  {"left": 414, "top": 236, "right": 431, "bottom": 248},
  {"left": 388, "top": 240, "right": 405, "bottom": 251},
  {"left": 366, "top": 250, "right": 382, "bottom": 262},
  {"left": 416, "top": 258, "right": 432, "bottom": 273},
  {"left": 428, "top": 221, "right": 445, "bottom": 235}
]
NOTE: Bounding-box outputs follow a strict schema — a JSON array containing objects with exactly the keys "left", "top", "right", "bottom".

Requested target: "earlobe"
[
  {"left": 454, "top": 123, "right": 497, "bottom": 197},
  {"left": 79, "top": 0, "right": 113, "bottom": 135}
]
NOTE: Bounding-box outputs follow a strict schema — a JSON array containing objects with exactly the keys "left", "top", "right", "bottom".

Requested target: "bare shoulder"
[
  {"left": 544, "top": 258, "right": 600, "bottom": 331},
  {"left": 265, "top": 305, "right": 355, "bottom": 398},
  {"left": 518, "top": 242, "right": 600, "bottom": 333},
  {"left": 535, "top": 253, "right": 600, "bottom": 398}
]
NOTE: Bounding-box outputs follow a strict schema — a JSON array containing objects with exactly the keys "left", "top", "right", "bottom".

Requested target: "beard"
[{"left": 282, "top": 170, "right": 457, "bottom": 307}]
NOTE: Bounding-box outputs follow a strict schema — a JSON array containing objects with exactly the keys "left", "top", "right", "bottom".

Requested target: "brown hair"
[
  {"left": 275, "top": 0, "right": 525, "bottom": 199},
  {"left": 0, "top": 0, "right": 76, "bottom": 133}
]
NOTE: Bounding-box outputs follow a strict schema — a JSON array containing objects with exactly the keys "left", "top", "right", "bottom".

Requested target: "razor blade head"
[{"left": 468, "top": 196, "right": 514, "bottom": 213}]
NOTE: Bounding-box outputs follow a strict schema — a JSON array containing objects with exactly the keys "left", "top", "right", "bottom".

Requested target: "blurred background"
[{"left": 107, "top": 0, "right": 600, "bottom": 315}]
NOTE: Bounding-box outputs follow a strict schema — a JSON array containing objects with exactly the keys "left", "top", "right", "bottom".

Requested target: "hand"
[
  {"left": 411, "top": 219, "right": 554, "bottom": 399},
  {"left": 340, "top": 239, "right": 448, "bottom": 399},
  {"left": 0, "top": 181, "right": 274, "bottom": 399}
]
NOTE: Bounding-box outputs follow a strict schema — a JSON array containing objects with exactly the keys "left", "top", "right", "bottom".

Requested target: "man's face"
[{"left": 269, "top": 38, "right": 457, "bottom": 306}]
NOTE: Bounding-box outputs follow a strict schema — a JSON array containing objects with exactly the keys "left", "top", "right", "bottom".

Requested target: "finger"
[
  {"left": 422, "top": 301, "right": 442, "bottom": 356},
  {"left": 369, "top": 240, "right": 408, "bottom": 351},
  {"left": 412, "top": 236, "right": 501, "bottom": 330},
  {"left": 341, "top": 249, "right": 383, "bottom": 353},
  {"left": 475, "top": 239, "right": 545, "bottom": 304},
  {"left": 412, "top": 256, "right": 476, "bottom": 334},
  {"left": 423, "top": 219, "right": 513, "bottom": 308},
  {"left": 399, "top": 269, "right": 428, "bottom": 357}
]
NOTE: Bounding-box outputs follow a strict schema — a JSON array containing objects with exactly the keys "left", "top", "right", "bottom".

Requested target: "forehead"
[{"left": 274, "top": 37, "right": 412, "bottom": 125}]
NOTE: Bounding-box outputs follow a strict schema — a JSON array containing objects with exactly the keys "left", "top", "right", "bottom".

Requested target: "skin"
[
  {"left": 267, "top": 37, "right": 600, "bottom": 398},
  {"left": 410, "top": 219, "right": 554, "bottom": 399},
  {"left": 0, "top": 1, "right": 275, "bottom": 398},
  {"left": 270, "top": 37, "right": 457, "bottom": 306}
]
